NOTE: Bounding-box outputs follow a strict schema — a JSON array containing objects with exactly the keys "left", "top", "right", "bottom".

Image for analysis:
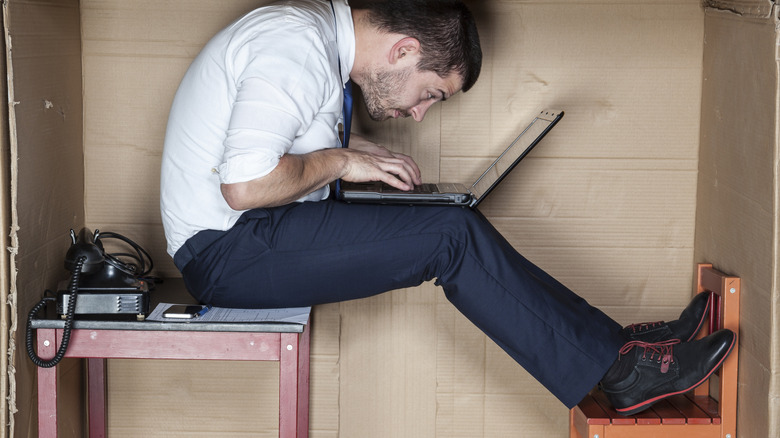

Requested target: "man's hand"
[{"left": 345, "top": 134, "right": 422, "bottom": 190}]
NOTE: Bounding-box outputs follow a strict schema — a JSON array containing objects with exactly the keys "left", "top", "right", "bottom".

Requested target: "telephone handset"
[
  {"left": 27, "top": 227, "right": 155, "bottom": 368},
  {"left": 64, "top": 227, "right": 106, "bottom": 274}
]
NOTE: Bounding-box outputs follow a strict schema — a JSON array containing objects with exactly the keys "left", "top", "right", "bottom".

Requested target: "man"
[{"left": 160, "top": 0, "right": 734, "bottom": 416}]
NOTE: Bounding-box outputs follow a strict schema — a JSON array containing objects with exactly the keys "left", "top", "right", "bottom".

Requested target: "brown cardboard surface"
[
  {"left": 435, "top": 301, "right": 487, "bottom": 437},
  {"left": 4, "top": 1, "right": 84, "bottom": 437},
  {"left": 108, "top": 359, "right": 281, "bottom": 437},
  {"left": 338, "top": 285, "right": 439, "bottom": 438},
  {"left": 5, "top": 0, "right": 779, "bottom": 437},
  {"left": 705, "top": 0, "right": 776, "bottom": 18},
  {"left": 442, "top": 2, "right": 704, "bottom": 160},
  {"left": 55, "top": 359, "right": 87, "bottom": 437},
  {"left": 81, "top": 0, "right": 706, "bottom": 437},
  {"left": 307, "top": 304, "right": 341, "bottom": 436},
  {"left": 696, "top": 6, "right": 779, "bottom": 438}
]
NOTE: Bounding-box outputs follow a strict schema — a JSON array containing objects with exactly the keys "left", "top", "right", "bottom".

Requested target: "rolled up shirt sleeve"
[
  {"left": 216, "top": 21, "right": 331, "bottom": 185},
  {"left": 217, "top": 78, "right": 300, "bottom": 184}
]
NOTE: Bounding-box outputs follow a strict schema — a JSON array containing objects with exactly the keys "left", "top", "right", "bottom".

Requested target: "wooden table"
[{"left": 31, "top": 279, "right": 311, "bottom": 438}]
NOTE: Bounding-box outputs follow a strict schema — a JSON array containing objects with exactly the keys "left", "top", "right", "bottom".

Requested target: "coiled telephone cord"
[{"left": 25, "top": 256, "right": 85, "bottom": 368}]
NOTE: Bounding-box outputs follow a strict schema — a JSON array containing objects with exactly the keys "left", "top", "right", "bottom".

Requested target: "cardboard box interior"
[{"left": 3, "top": 0, "right": 778, "bottom": 437}]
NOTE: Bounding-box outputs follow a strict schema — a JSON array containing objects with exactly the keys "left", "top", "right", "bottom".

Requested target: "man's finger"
[
  {"left": 392, "top": 153, "right": 422, "bottom": 183},
  {"left": 377, "top": 161, "right": 415, "bottom": 189},
  {"left": 377, "top": 173, "right": 413, "bottom": 191}
]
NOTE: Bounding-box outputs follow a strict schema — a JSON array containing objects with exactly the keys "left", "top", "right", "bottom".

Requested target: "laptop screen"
[{"left": 469, "top": 110, "right": 563, "bottom": 201}]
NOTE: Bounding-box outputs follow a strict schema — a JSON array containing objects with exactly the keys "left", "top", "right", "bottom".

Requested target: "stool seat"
[{"left": 32, "top": 278, "right": 311, "bottom": 438}]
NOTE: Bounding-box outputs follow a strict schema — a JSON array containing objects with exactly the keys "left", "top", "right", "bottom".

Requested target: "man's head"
[
  {"left": 351, "top": 0, "right": 482, "bottom": 122},
  {"left": 359, "top": 0, "right": 482, "bottom": 93}
]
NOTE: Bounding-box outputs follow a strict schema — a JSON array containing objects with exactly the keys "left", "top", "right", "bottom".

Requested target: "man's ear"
[{"left": 388, "top": 37, "right": 421, "bottom": 65}]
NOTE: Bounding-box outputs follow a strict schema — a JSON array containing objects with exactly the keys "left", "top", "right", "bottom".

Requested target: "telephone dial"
[{"left": 26, "top": 227, "right": 155, "bottom": 367}]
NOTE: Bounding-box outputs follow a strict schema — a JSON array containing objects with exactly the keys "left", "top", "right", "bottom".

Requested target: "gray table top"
[{"left": 30, "top": 278, "right": 307, "bottom": 333}]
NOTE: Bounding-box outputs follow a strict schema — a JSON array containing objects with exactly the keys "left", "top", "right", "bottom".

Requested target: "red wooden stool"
[{"left": 570, "top": 263, "right": 740, "bottom": 438}]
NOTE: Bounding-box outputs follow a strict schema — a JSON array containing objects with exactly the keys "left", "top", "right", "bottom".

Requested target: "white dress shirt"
[{"left": 160, "top": 0, "right": 354, "bottom": 257}]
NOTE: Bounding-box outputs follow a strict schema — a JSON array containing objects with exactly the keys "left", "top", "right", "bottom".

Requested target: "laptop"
[{"left": 336, "top": 109, "right": 564, "bottom": 208}]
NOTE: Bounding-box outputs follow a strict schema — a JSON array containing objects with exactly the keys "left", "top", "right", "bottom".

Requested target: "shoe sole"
[{"left": 615, "top": 332, "right": 736, "bottom": 416}]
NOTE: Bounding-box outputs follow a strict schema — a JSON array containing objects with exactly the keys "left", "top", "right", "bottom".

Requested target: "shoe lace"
[
  {"left": 619, "top": 339, "right": 681, "bottom": 373},
  {"left": 624, "top": 321, "right": 664, "bottom": 333}
]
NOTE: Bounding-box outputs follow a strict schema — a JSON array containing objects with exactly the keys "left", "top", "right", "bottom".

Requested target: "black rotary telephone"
[
  {"left": 26, "top": 228, "right": 155, "bottom": 367},
  {"left": 56, "top": 228, "right": 153, "bottom": 317}
]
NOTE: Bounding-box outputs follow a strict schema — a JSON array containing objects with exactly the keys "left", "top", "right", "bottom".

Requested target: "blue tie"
[{"left": 342, "top": 80, "right": 353, "bottom": 148}]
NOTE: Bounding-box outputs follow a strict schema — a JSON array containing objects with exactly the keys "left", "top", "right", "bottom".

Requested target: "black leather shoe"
[
  {"left": 620, "top": 292, "right": 712, "bottom": 343},
  {"left": 600, "top": 328, "right": 735, "bottom": 416}
]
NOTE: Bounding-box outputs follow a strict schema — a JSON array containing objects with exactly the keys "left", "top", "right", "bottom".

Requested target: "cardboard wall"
[
  {"left": 4, "top": 0, "right": 777, "bottom": 437},
  {"left": 78, "top": 0, "right": 706, "bottom": 436},
  {"left": 4, "top": 1, "right": 86, "bottom": 436},
  {"left": 696, "top": 4, "right": 780, "bottom": 437}
]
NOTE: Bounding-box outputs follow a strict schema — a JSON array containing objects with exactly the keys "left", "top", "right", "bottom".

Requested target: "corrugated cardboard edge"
[
  {"left": 2, "top": 0, "right": 19, "bottom": 436},
  {"left": 764, "top": 4, "right": 780, "bottom": 436},
  {"left": 773, "top": 8, "right": 780, "bottom": 437},
  {"left": 700, "top": 3, "right": 780, "bottom": 437},
  {"left": 703, "top": 0, "right": 777, "bottom": 18}
]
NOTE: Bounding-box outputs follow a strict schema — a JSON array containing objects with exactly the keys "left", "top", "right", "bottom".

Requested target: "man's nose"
[{"left": 410, "top": 99, "right": 436, "bottom": 122}]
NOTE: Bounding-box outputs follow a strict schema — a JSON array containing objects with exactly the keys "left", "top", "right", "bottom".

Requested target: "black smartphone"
[{"left": 163, "top": 304, "right": 207, "bottom": 319}]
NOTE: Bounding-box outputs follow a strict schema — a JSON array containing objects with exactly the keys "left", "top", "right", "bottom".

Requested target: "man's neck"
[{"left": 349, "top": 9, "right": 403, "bottom": 88}]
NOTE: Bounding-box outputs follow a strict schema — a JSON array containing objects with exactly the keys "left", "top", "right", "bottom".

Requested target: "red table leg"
[
  {"left": 279, "top": 325, "right": 311, "bottom": 438},
  {"left": 297, "top": 325, "right": 310, "bottom": 438},
  {"left": 279, "top": 332, "right": 300, "bottom": 438},
  {"left": 37, "top": 329, "right": 58, "bottom": 438},
  {"left": 87, "top": 358, "right": 108, "bottom": 437}
]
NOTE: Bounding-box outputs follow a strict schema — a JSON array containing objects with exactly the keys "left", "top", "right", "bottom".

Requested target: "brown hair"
[{"left": 358, "top": 0, "right": 482, "bottom": 92}]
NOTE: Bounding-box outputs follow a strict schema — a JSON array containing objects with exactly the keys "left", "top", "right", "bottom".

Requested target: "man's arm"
[{"left": 221, "top": 144, "right": 423, "bottom": 210}]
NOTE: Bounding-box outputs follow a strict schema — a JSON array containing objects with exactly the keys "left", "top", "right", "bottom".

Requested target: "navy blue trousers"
[{"left": 174, "top": 200, "right": 625, "bottom": 408}]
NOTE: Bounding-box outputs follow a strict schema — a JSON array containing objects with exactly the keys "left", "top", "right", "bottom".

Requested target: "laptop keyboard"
[
  {"left": 410, "top": 183, "right": 439, "bottom": 193},
  {"left": 373, "top": 182, "right": 438, "bottom": 193}
]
